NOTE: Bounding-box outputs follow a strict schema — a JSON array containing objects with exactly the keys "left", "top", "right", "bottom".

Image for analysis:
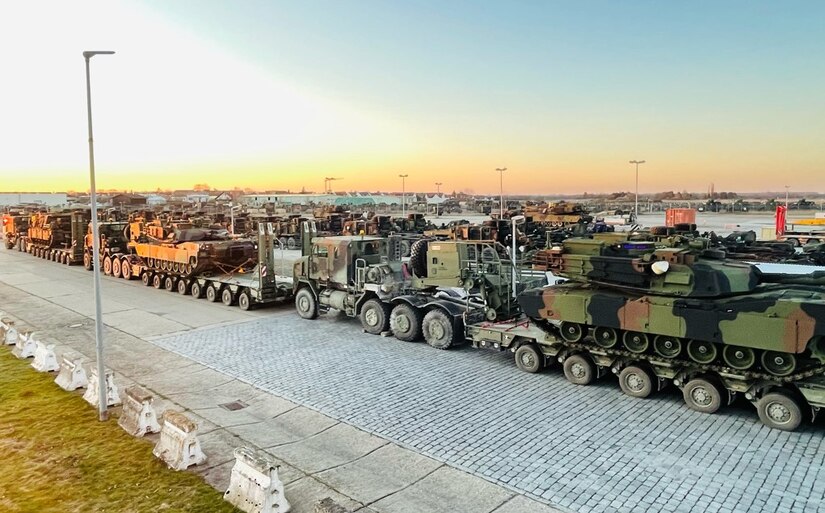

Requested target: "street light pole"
[
  {"left": 399, "top": 174, "right": 408, "bottom": 217},
  {"left": 84, "top": 49, "right": 115, "bottom": 422},
  {"left": 629, "top": 160, "right": 645, "bottom": 220},
  {"left": 435, "top": 182, "right": 442, "bottom": 194},
  {"left": 496, "top": 168, "right": 507, "bottom": 218},
  {"left": 510, "top": 215, "right": 525, "bottom": 299}
]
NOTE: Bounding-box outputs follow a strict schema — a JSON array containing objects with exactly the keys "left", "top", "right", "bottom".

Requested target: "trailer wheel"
[
  {"left": 238, "top": 289, "right": 252, "bottom": 311},
  {"left": 422, "top": 309, "right": 459, "bottom": 350},
  {"left": 682, "top": 377, "right": 724, "bottom": 414},
  {"left": 756, "top": 390, "right": 804, "bottom": 431},
  {"left": 287, "top": 237, "right": 296, "bottom": 250},
  {"left": 221, "top": 288, "right": 235, "bottom": 306},
  {"left": 206, "top": 284, "right": 219, "bottom": 302},
  {"left": 190, "top": 282, "right": 203, "bottom": 299},
  {"left": 103, "top": 256, "right": 113, "bottom": 275},
  {"left": 177, "top": 279, "right": 190, "bottom": 295},
  {"left": 295, "top": 288, "right": 318, "bottom": 319},
  {"left": 164, "top": 276, "right": 175, "bottom": 292},
  {"left": 515, "top": 344, "right": 544, "bottom": 373},
  {"left": 360, "top": 298, "right": 390, "bottom": 335},
  {"left": 390, "top": 303, "right": 423, "bottom": 341},
  {"left": 563, "top": 354, "right": 596, "bottom": 385},
  {"left": 152, "top": 274, "right": 163, "bottom": 289},
  {"left": 121, "top": 259, "right": 132, "bottom": 280},
  {"left": 141, "top": 271, "right": 152, "bottom": 286},
  {"left": 112, "top": 257, "right": 122, "bottom": 278},
  {"left": 618, "top": 365, "right": 655, "bottom": 399}
]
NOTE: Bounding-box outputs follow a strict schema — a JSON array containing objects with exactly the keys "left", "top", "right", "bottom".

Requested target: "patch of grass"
[{"left": 0, "top": 350, "right": 238, "bottom": 513}]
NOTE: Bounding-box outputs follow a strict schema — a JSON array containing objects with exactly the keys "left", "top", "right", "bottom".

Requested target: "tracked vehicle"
[{"left": 25, "top": 211, "right": 90, "bottom": 264}]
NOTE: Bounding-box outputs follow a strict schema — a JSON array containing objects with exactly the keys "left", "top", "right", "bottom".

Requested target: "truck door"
[{"left": 311, "top": 243, "right": 330, "bottom": 283}]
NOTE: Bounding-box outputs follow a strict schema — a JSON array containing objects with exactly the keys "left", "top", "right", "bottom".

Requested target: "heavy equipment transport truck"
[
  {"left": 25, "top": 211, "right": 90, "bottom": 265},
  {"left": 2, "top": 214, "right": 30, "bottom": 250},
  {"left": 94, "top": 222, "right": 293, "bottom": 310}
]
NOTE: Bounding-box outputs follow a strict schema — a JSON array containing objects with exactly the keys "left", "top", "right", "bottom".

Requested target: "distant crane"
[{"left": 324, "top": 177, "right": 342, "bottom": 194}]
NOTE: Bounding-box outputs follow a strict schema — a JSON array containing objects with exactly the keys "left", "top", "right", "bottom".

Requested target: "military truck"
[
  {"left": 293, "top": 221, "right": 534, "bottom": 349},
  {"left": 25, "top": 211, "right": 90, "bottom": 265},
  {"left": 2, "top": 214, "right": 29, "bottom": 250},
  {"left": 489, "top": 237, "right": 825, "bottom": 431},
  {"left": 82, "top": 221, "right": 130, "bottom": 275}
]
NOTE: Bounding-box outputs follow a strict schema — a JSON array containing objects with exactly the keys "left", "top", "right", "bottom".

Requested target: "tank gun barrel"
[{"left": 757, "top": 270, "right": 825, "bottom": 286}]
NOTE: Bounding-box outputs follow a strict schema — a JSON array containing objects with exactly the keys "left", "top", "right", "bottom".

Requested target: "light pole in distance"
[
  {"left": 399, "top": 174, "right": 408, "bottom": 217},
  {"left": 83, "top": 49, "right": 115, "bottom": 422},
  {"left": 510, "top": 215, "right": 525, "bottom": 299},
  {"left": 496, "top": 167, "right": 507, "bottom": 218},
  {"left": 629, "top": 160, "right": 645, "bottom": 220}
]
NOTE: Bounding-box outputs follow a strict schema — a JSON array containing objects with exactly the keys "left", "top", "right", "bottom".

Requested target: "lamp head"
[{"left": 83, "top": 51, "right": 115, "bottom": 59}]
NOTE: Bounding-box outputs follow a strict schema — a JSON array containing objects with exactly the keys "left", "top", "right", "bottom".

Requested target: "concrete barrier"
[
  {"left": 314, "top": 498, "right": 349, "bottom": 513},
  {"left": 118, "top": 385, "right": 161, "bottom": 437},
  {"left": 153, "top": 411, "right": 207, "bottom": 470},
  {"left": 224, "top": 446, "right": 291, "bottom": 513},
  {"left": 31, "top": 340, "right": 59, "bottom": 372},
  {"left": 55, "top": 355, "right": 88, "bottom": 391},
  {"left": 3, "top": 321, "right": 17, "bottom": 346},
  {"left": 82, "top": 367, "right": 121, "bottom": 407},
  {"left": 12, "top": 331, "right": 37, "bottom": 359}
]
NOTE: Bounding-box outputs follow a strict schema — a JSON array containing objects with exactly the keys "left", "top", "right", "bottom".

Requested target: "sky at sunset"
[{"left": 1, "top": 1, "right": 823, "bottom": 195}]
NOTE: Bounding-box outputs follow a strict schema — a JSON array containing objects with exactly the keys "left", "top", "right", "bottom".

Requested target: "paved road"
[{"left": 151, "top": 312, "right": 825, "bottom": 513}]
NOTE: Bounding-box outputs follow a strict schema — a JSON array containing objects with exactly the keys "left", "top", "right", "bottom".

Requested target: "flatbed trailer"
[{"left": 466, "top": 317, "right": 825, "bottom": 430}]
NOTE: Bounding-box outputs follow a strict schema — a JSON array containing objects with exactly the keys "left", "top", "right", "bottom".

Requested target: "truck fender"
[
  {"left": 354, "top": 291, "right": 379, "bottom": 315},
  {"left": 294, "top": 279, "right": 318, "bottom": 297}
]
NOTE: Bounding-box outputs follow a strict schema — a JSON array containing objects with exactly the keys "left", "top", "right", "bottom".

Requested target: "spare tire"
[{"left": 409, "top": 239, "right": 429, "bottom": 278}]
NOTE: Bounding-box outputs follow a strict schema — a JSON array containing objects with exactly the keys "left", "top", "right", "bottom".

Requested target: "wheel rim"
[
  {"left": 690, "top": 385, "right": 713, "bottom": 407},
  {"left": 766, "top": 401, "right": 792, "bottom": 425},
  {"left": 593, "top": 327, "right": 618, "bottom": 348},
  {"left": 624, "top": 371, "right": 646, "bottom": 392},
  {"left": 364, "top": 308, "right": 379, "bottom": 327},
  {"left": 240, "top": 295, "right": 249, "bottom": 308},
  {"left": 687, "top": 340, "right": 717, "bottom": 364},
  {"left": 723, "top": 346, "right": 756, "bottom": 370},
  {"left": 560, "top": 322, "right": 584, "bottom": 343},
  {"left": 762, "top": 351, "right": 796, "bottom": 377},
  {"left": 395, "top": 314, "right": 410, "bottom": 332},
  {"left": 654, "top": 336, "right": 682, "bottom": 358},
  {"left": 569, "top": 361, "right": 586, "bottom": 379},
  {"left": 429, "top": 322, "right": 445, "bottom": 340},
  {"left": 520, "top": 351, "right": 536, "bottom": 369},
  {"left": 624, "top": 332, "right": 649, "bottom": 353},
  {"left": 297, "top": 295, "right": 310, "bottom": 313}
]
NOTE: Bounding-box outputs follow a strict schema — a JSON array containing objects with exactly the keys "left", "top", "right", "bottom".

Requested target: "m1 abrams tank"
[
  {"left": 129, "top": 219, "right": 256, "bottom": 277},
  {"left": 522, "top": 239, "right": 825, "bottom": 376}
]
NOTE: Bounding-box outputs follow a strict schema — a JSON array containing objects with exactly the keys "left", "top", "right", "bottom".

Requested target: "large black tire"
[
  {"left": 112, "top": 257, "right": 122, "bottom": 278},
  {"left": 206, "top": 284, "right": 219, "bottom": 302},
  {"left": 756, "top": 390, "right": 804, "bottom": 431},
  {"left": 563, "top": 354, "right": 596, "bottom": 385},
  {"left": 152, "top": 274, "right": 163, "bottom": 289},
  {"left": 221, "top": 288, "right": 235, "bottom": 306},
  {"left": 618, "top": 365, "right": 655, "bottom": 398},
  {"left": 295, "top": 288, "right": 318, "bottom": 319},
  {"left": 177, "top": 279, "right": 190, "bottom": 295},
  {"left": 103, "top": 256, "right": 113, "bottom": 275},
  {"left": 515, "top": 344, "right": 544, "bottom": 373},
  {"left": 190, "top": 281, "right": 203, "bottom": 299},
  {"left": 409, "top": 239, "right": 429, "bottom": 278},
  {"left": 141, "top": 271, "right": 152, "bottom": 286},
  {"left": 164, "top": 276, "right": 175, "bottom": 292},
  {"left": 682, "top": 377, "right": 724, "bottom": 414},
  {"left": 121, "top": 259, "right": 132, "bottom": 280},
  {"left": 360, "top": 298, "right": 391, "bottom": 335},
  {"left": 422, "top": 309, "right": 460, "bottom": 350},
  {"left": 390, "top": 303, "right": 423, "bottom": 342},
  {"left": 83, "top": 252, "right": 93, "bottom": 271}
]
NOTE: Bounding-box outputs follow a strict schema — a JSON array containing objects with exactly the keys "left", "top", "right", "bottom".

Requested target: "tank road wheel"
[
  {"left": 121, "top": 259, "right": 132, "bottom": 280},
  {"left": 682, "top": 377, "right": 724, "bottom": 414},
  {"left": 147, "top": 257, "right": 155, "bottom": 269},
  {"left": 623, "top": 332, "right": 650, "bottom": 354},
  {"left": 190, "top": 281, "right": 204, "bottom": 299},
  {"left": 515, "top": 344, "right": 544, "bottom": 374},
  {"left": 422, "top": 309, "right": 460, "bottom": 350},
  {"left": 563, "top": 354, "right": 596, "bottom": 385},
  {"left": 687, "top": 340, "right": 717, "bottom": 364},
  {"left": 761, "top": 351, "right": 797, "bottom": 377},
  {"left": 618, "top": 365, "right": 656, "bottom": 398},
  {"left": 723, "top": 345, "right": 756, "bottom": 371},
  {"left": 205, "top": 284, "right": 219, "bottom": 303},
  {"left": 360, "top": 298, "right": 391, "bottom": 335},
  {"left": 593, "top": 327, "right": 619, "bottom": 349},
  {"left": 103, "top": 256, "right": 113, "bottom": 275},
  {"left": 177, "top": 279, "right": 190, "bottom": 295},
  {"left": 559, "top": 322, "right": 585, "bottom": 343},
  {"left": 653, "top": 335, "right": 682, "bottom": 359},
  {"left": 152, "top": 274, "right": 163, "bottom": 289},
  {"left": 112, "top": 257, "right": 122, "bottom": 278},
  {"left": 238, "top": 289, "right": 252, "bottom": 311},
  {"left": 390, "top": 303, "right": 423, "bottom": 342},
  {"left": 295, "top": 288, "right": 318, "bottom": 319},
  {"left": 757, "top": 391, "right": 804, "bottom": 431},
  {"left": 83, "top": 252, "right": 93, "bottom": 270},
  {"left": 164, "top": 276, "right": 175, "bottom": 292}
]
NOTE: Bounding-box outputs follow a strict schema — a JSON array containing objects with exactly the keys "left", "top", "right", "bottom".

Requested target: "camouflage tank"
[
  {"left": 521, "top": 239, "right": 825, "bottom": 378},
  {"left": 129, "top": 220, "right": 256, "bottom": 277}
]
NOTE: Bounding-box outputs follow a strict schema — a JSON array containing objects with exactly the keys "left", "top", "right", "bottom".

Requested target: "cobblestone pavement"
[{"left": 151, "top": 313, "right": 825, "bottom": 513}]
